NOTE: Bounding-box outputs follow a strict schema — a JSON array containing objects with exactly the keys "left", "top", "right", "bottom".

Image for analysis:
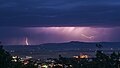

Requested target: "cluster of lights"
[
  {"left": 12, "top": 56, "right": 33, "bottom": 65},
  {"left": 41, "top": 65, "right": 48, "bottom": 68},
  {"left": 39, "top": 64, "right": 68, "bottom": 68},
  {"left": 73, "top": 55, "right": 89, "bottom": 59},
  {"left": 80, "top": 55, "right": 88, "bottom": 58},
  {"left": 12, "top": 56, "right": 19, "bottom": 62}
]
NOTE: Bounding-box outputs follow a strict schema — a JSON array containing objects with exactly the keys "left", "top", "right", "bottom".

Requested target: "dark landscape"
[{"left": 1, "top": 41, "right": 120, "bottom": 68}]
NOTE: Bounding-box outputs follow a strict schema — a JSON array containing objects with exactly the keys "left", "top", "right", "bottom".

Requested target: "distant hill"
[
  {"left": 38, "top": 41, "right": 120, "bottom": 50},
  {"left": 41, "top": 41, "right": 120, "bottom": 46},
  {"left": 41, "top": 41, "right": 94, "bottom": 46}
]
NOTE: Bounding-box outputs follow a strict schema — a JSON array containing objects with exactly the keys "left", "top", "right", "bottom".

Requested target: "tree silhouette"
[{"left": 0, "top": 43, "right": 13, "bottom": 68}]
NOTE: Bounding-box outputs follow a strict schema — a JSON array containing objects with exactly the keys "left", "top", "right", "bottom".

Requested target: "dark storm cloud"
[{"left": 0, "top": 0, "right": 120, "bottom": 27}]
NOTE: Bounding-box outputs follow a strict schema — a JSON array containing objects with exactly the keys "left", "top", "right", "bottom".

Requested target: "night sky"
[{"left": 0, "top": 0, "right": 120, "bottom": 45}]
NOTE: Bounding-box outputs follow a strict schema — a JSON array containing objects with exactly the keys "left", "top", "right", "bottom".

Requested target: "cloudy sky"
[{"left": 0, "top": 0, "right": 120, "bottom": 45}]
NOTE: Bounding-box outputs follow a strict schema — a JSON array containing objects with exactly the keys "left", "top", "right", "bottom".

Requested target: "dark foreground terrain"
[{"left": 0, "top": 42, "right": 120, "bottom": 68}]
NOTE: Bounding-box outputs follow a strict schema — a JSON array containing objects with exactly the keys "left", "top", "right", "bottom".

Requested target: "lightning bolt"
[
  {"left": 25, "top": 37, "right": 29, "bottom": 45},
  {"left": 81, "top": 34, "right": 94, "bottom": 39}
]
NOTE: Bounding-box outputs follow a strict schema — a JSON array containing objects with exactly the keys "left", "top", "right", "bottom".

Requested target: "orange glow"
[
  {"left": 80, "top": 55, "right": 88, "bottom": 58},
  {"left": 73, "top": 56, "right": 79, "bottom": 58},
  {"left": 73, "top": 55, "right": 89, "bottom": 59}
]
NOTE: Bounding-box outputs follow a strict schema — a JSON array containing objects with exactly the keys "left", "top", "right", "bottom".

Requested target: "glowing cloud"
[
  {"left": 81, "top": 34, "right": 94, "bottom": 39},
  {"left": 0, "top": 27, "right": 119, "bottom": 45},
  {"left": 23, "top": 27, "right": 113, "bottom": 44}
]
